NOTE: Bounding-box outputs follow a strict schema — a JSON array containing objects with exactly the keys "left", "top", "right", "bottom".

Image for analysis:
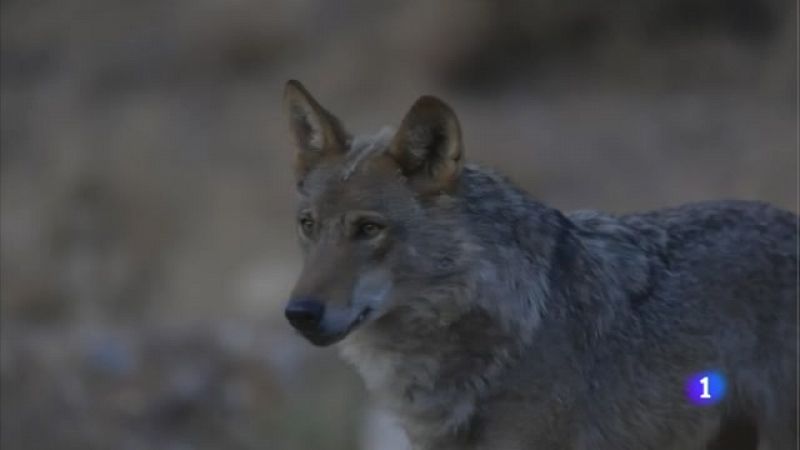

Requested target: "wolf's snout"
[{"left": 285, "top": 300, "right": 325, "bottom": 332}]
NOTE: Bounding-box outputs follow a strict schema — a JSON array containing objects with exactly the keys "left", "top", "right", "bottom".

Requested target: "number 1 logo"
[{"left": 686, "top": 371, "right": 726, "bottom": 406}]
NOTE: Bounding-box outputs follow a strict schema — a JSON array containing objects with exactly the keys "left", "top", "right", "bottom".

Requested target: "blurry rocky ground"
[{"left": 1, "top": 0, "right": 796, "bottom": 449}]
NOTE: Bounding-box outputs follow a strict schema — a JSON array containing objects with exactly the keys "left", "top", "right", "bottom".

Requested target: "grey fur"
[{"left": 283, "top": 84, "right": 798, "bottom": 450}]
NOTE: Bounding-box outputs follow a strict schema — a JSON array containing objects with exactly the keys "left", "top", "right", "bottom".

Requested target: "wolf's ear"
[
  {"left": 284, "top": 80, "right": 349, "bottom": 180},
  {"left": 389, "top": 96, "right": 463, "bottom": 191}
]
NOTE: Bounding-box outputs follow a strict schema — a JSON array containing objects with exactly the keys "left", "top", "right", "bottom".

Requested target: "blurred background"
[{"left": 1, "top": 1, "right": 796, "bottom": 449}]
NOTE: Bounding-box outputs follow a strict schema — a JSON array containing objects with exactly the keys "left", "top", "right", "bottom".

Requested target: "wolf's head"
[{"left": 282, "top": 80, "right": 471, "bottom": 346}]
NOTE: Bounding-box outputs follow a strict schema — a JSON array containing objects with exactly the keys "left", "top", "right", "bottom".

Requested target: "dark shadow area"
[{"left": 706, "top": 415, "right": 759, "bottom": 450}]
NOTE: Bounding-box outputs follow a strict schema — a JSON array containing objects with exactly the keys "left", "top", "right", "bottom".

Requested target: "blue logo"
[{"left": 685, "top": 370, "right": 726, "bottom": 406}]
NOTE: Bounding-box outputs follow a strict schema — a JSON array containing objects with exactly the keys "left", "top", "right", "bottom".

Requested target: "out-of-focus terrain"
[{"left": 1, "top": 1, "right": 796, "bottom": 449}]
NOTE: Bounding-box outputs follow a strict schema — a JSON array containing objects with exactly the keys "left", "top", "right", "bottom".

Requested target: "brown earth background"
[{"left": 1, "top": 1, "right": 797, "bottom": 449}]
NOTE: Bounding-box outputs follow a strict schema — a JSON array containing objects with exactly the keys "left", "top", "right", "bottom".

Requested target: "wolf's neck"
[
  {"left": 338, "top": 240, "right": 556, "bottom": 441},
  {"left": 339, "top": 306, "right": 524, "bottom": 443}
]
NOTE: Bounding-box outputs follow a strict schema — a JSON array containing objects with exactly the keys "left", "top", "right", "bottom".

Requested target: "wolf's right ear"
[
  {"left": 284, "top": 80, "right": 349, "bottom": 181},
  {"left": 389, "top": 96, "right": 463, "bottom": 192}
]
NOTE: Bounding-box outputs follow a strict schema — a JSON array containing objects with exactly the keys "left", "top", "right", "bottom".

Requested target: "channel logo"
[{"left": 685, "top": 370, "right": 726, "bottom": 406}]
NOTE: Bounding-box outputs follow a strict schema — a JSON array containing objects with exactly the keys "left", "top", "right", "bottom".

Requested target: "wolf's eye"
[
  {"left": 299, "top": 217, "right": 315, "bottom": 236},
  {"left": 356, "top": 221, "right": 385, "bottom": 239}
]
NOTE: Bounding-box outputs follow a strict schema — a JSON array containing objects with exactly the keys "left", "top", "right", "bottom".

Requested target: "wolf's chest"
[{"left": 339, "top": 341, "right": 398, "bottom": 391}]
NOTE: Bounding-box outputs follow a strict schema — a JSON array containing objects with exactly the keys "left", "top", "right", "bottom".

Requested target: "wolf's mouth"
[
  {"left": 351, "top": 307, "right": 373, "bottom": 329},
  {"left": 302, "top": 307, "right": 373, "bottom": 347}
]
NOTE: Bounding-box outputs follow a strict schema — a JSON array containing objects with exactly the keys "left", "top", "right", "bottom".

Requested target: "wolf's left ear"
[
  {"left": 389, "top": 96, "right": 463, "bottom": 191},
  {"left": 284, "top": 80, "right": 349, "bottom": 180}
]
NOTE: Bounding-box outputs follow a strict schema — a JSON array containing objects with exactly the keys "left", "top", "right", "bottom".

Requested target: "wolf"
[{"left": 280, "top": 80, "right": 798, "bottom": 450}]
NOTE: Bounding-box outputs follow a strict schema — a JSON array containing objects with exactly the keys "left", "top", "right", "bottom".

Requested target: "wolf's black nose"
[{"left": 285, "top": 300, "right": 325, "bottom": 332}]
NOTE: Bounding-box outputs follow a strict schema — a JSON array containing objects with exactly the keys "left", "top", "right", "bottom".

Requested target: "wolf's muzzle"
[{"left": 285, "top": 299, "right": 325, "bottom": 333}]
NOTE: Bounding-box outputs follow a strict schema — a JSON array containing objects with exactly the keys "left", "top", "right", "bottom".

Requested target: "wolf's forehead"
[
  {"left": 340, "top": 126, "right": 394, "bottom": 181},
  {"left": 298, "top": 127, "right": 400, "bottom": 210}
]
